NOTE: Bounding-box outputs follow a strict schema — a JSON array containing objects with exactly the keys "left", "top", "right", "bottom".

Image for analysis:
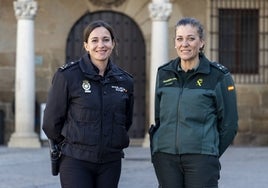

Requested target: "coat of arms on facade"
[{"left": 89, "top": 0, "right": 126, "bottom": 7}]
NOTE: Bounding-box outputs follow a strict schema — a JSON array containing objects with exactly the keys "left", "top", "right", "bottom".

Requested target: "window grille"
[{"left": 210, "top": 0, "right": 268, "bottom": 84}]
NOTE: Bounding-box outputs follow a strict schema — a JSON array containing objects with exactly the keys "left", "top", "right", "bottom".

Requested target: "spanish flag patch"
[{"left": 228, "top": 85, "right": 235, "bottom": 91}]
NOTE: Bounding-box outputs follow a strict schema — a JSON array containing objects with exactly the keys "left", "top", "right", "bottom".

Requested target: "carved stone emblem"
[{"left": 89, "top": 0, "right": 126, "bottom": 7}]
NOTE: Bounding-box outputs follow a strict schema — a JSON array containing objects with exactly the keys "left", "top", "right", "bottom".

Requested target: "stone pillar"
[
  {"left": 8, "top": 0, "right": 41, "bottom": 148},
  {"left": 143, "top": 0, "right": 172, "bottom": 147}
]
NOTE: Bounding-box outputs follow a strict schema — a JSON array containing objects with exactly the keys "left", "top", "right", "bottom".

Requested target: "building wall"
[
  {"left": 0, "top": 0, "right": 268, "bottom": 145},
  {"left": 0, "top": 0, "right": 17, "bottom": 144},
  {"left": 235, "top": 85, "right": 268, "bottom": 146}
]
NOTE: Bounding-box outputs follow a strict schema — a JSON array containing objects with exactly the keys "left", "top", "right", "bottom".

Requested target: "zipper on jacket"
[
  {"left": 176, "top": 71, "right": 197, "bottom": 154},
  {"left": 98, "top": 77, "right": 105, "bottom": 163},
  {"left": 176, "top": 86, "right": 183, "bottom": 154},
  {"left": 175, "top": 71, "right": 184, "bottom": 154}
]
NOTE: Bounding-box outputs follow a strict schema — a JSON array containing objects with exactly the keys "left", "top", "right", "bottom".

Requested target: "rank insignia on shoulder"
[
  {"left": 59, "top": 61, "right": 77, "bottom": 71},
  {"left": 211, "top": 62, "right": 229, "bottom": 74}
]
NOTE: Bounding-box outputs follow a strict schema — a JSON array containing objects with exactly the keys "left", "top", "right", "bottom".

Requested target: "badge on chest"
[{"left": 82, "top": 80, "right": 91, "bottom": 93}]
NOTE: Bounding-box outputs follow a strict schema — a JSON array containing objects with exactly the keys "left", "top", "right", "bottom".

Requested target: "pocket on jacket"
[
  {"left": 65, "top": 108, "right": 100, "bottom": 146},
  {"left": 111, "top": 113, "right": 129, "bottom": 149},
  {"left": 66, "top": 121, "right": 99, "bottom": 146}
]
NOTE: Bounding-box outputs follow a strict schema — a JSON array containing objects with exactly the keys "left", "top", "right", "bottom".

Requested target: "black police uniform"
[{"left": 42, "top": 53, "right": 134, "bottom": 187}]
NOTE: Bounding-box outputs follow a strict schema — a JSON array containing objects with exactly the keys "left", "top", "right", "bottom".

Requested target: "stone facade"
[
  {"left": 0, "top": 0, "right": 268, "bottom": 146},
  {"left": 235, "top": 85, "right": 268, "bottom": 146}
]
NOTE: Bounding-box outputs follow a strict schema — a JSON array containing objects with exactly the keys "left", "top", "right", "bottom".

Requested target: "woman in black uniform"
[{"left": 42, "top": 20, "right": 134, "bottom": 188}]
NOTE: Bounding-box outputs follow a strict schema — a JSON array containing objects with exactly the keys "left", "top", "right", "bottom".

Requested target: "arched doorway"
[{"left": 66, "top": 11, "right": 146, "bottom": 138}]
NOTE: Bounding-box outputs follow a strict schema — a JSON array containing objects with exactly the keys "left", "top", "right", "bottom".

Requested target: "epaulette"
[
  {"left": 158, "top": 59, "right": 175, "bottom": 70},
  {"left": 211, "top": 62, "right": 229, "bottom": 74},
  {"left": 118, "top": 67, "right": 133, "bottom": 78},
  {"left": 59, "top": 61, "right": 78, "bottom": 71}
]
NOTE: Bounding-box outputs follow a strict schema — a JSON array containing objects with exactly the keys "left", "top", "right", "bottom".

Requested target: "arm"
[
  {"left": 125, "top": 81, "right": 134, "bottom": 131},
  {"left": 42, "top": 71, "right": 68, "bottom": 143},
  {"left": 216, "top": 73, "right": 238, "bottom": 156},
  {"left": 154, "top": 72, "right": 160, "bottom": 127}
]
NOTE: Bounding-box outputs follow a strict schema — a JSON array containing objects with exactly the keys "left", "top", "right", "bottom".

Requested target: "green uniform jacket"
[{"left": 152, "top": 54, "right": 238, "bottom": 157}]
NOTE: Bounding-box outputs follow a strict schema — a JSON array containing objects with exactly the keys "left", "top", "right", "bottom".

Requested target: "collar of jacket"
[
  {"left": 79, "top": 53, "right": 123, "bottom": 78},
  {"left": 162, "top": 53, "right": 211, "bottom": 75}
]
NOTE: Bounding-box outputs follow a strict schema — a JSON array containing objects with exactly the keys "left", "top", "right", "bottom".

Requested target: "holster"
[
  {"left": 148, "top": 123, "right": 160, "bottom": 157},
  {"left": 48, "top": 139, "right": 61, "bottom": 176}
]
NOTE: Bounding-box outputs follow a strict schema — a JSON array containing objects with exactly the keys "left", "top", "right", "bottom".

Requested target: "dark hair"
[
  {"left": 175, "top": 17, "right": 205, "bottom": 40},
  {"left": 83, "top": 20, "right": 118, "bottom": 55}
]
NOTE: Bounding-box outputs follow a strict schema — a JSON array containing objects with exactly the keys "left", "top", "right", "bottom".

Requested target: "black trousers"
[
  {"left": 152, "top": 152, "right": 220, "bottom": 188},
  {"left": 59, "top": 155, "right": 121, "bottom": 188}
]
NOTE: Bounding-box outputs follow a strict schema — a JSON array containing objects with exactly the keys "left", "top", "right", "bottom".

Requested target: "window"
[
  {"left": 219, "top": 9, "right": 259, "bottom": 74},
  {"left": 210, "top": 0, "right": 268, "bottom": 83}
]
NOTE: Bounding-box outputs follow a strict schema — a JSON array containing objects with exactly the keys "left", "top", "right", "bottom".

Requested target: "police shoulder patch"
[
  {"left": 211, "top": 62, "right": 229, "bottom": 74},
  {"left": 59, "top": 61, "right": 78, "bottom": 71}
]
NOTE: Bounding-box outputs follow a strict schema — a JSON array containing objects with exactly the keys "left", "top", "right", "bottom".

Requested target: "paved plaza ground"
[{"left": 0, "top": 146, "right": 267, "bottom": 188}]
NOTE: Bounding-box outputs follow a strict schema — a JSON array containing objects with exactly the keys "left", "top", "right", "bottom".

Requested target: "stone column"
[
  {"left": 8, "top": 0, "right": 41, "bottom": 148},
  {"left": 143, "top": 0, "right": 172, "bottom": 147}
]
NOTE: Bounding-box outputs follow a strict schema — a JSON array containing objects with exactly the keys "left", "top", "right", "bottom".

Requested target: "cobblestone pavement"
[{"left": 0, "top": 146, "right": 267, "bottom": 188}]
